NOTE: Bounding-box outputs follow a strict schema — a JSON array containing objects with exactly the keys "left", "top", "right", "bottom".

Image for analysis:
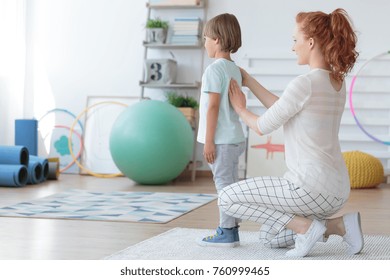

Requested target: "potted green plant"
[
  {"left": 166, "top": 92, "right": 199, "bottom": 127},
  {"left": 146, "top": 18, "right": 169, "bottom": 44}
]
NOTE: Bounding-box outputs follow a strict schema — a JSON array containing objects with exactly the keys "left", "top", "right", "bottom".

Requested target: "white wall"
[
  {"left": 24, "top": 0, "right": 146, "bottom": 120},
  {"left": 3, "top": 0, "right": 389, "bottom": 170},
  {"left": 210, "top": 0, "right": 390, "bottom": 60},
  {"left": 25, "top": 0, "right": 390, "bottom": 121}
]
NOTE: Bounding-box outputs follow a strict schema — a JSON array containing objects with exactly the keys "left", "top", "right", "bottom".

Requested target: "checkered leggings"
[{"left": 219, "top": 176, "right": 346, "bottom": 248}]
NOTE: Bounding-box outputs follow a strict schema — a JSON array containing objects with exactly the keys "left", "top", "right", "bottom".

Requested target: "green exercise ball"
[{"left": 109, "top": 100, "right": 194, "bottom": 185}]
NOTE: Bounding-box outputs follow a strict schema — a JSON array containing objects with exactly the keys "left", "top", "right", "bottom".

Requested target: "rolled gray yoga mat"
[{"left": 48, "top": 160, "right": 60, "bottom": 180}]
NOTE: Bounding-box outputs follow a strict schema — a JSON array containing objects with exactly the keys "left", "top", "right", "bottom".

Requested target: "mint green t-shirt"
[{"left": 197, "top": 58, "right": 245, "bottom": 144}]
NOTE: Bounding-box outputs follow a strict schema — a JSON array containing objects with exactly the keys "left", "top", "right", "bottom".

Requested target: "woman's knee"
[
  {"left": 259, "top": 235, "right": 289, "bottom": 249},
  {"left": 259, "top": 228, "right": 274, "bottom": 248},
  {"left": 259, "top": 236, "right": 273, "bottom": 248},
  {"left": 259, "top": 226, "right": 294, "bottom": 248}
]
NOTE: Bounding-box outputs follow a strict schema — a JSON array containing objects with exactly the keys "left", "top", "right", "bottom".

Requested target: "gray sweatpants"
[{"left": 208, "top": 142, "right": 246, "bottom": 229}]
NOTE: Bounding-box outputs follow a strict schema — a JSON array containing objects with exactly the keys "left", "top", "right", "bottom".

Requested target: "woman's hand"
[
  {"left": 239, "top": 67, "right": 251, "bottom": 87},
  {"left": 229, "top": 79, "right": 246, "bottom": 114},
  {"left": 229, "top": 78, "right": 262, "bottom": 135}
]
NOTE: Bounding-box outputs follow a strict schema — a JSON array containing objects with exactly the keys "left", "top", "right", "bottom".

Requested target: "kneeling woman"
[{"left": 223, "top": 8, "right": 363, "bottom": 257}]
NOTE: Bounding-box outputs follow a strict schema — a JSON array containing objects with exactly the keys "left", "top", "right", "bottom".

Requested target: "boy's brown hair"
[{"left": 203, "top": 13, "right": 241, "bottom": 53}]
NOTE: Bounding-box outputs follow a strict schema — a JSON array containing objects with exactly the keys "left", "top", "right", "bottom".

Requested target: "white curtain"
[{"left": 0, "top": 0, "right": 26, "bottom": 145}]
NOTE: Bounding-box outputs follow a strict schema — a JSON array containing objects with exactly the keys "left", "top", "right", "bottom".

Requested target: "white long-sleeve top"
[{"left": 257, "top": 68, "right": 350, "bottom": 199}]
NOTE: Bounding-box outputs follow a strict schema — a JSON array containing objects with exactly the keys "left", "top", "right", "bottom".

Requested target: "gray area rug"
[
  {"left": 0, "top": 190, "right": 217, "bottom": 223},
  {"left": 105, "top": 227, "right": 390, "bottom": 260}
]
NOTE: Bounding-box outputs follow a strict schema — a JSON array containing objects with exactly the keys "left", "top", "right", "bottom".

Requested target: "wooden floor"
[{"left": 0, "top": 174, "right": 389, "bottom": 260}]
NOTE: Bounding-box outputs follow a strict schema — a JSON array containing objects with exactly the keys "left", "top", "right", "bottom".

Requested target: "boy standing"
[{"left": 197, "top": 13, "right": 245, "bottom": 247}]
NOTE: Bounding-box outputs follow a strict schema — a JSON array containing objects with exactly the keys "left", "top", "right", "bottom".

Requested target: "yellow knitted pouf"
[{"left": 342, "top": 151, "right": 384, "bottom": 189}]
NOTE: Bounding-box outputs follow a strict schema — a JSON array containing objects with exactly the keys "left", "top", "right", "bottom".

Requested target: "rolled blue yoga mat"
[
  {"left": 0, "top": 164, "right": 28, "bottom": 187},
  {"left": 27, "top": 161, "right": 42, "bottom": 184},
  {"left": 15, "top": 119, "right": 38, "bottom": 156},
  {"left": 0, "top": 145, "right": 29, "bottom": 166},
  {"left": 29, "top": 156, "right": 49, "bottom": 182}
]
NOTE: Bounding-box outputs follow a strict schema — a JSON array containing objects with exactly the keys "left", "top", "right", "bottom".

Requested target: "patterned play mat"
[{"left": 0, "top": 189, "right": 217, "bottom": 223}]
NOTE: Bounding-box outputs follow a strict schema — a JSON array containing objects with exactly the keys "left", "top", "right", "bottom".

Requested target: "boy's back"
[{"left": 197, "top": 58, "right": 245, "bottom": 144}]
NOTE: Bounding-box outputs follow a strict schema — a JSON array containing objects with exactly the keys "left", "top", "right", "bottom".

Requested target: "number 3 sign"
[{"left": 144, "top": 59, "right": 177, "bottom": 84}]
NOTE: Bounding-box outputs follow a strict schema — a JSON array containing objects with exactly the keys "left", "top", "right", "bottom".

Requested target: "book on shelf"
[
  {"left": 170, "top": 35, "right": 200, "bottom": 45},
  {"left": 173, "top": 30, "right": 200, "bottom": 35},
  {"left": 173, "top": 23, "right": 200, "bottom": 28},
  {"left": 172, "top": 17, "right": 202, "bottom": 38},
  {"left": 173, "top": 17, "right": 201, "bottom": 21},
  {"left": 149, "top": 0, "right": 201, "bottom": 6}
]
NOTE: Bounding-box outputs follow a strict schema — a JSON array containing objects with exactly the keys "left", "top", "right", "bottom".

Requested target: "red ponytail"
[{"left": 296, "top": 8, "right": 359, "bottom": 82}]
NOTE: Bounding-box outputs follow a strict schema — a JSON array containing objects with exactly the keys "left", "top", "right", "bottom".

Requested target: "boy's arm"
[{"left": 204, "top": 92, "right": 220, "bottom": 164}]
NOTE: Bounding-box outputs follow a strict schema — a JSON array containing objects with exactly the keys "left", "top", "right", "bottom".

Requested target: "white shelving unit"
[
  {"left": 140, "top": 81, "right": 200, "bottom": 89},
  {"left": 140, "top": 0, "right": 207, "bottom": 181}
]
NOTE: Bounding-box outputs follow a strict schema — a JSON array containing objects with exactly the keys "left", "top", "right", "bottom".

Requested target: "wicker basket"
[{"left": 178, "top": 107, "right": 197, "bottom": 128}]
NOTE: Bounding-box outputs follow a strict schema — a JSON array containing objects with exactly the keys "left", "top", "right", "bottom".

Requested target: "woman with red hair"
[{"left": 224, "top": 9, "right": 361, "bottom": 257}]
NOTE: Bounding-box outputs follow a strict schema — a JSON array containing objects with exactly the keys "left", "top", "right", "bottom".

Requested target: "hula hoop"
[
  {"left": 53, "top": 125, "right": 84, "bottom": 173},
  {"left": 39, "top": 108, "right": 84, "bottom": 132},
  {"left": 349, "top": 50, "right": 390, "bottom": 146},
  {"left": 68, "top": 101, "right": 128, "bottom": 178},
  {"left": 39, "top": 108, "right": 85, "bottom": 171}
]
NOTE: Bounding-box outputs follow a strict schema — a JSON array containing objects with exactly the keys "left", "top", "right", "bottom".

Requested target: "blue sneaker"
[{"left": 197, "top": 226, "right": 240, "bottom": 247}]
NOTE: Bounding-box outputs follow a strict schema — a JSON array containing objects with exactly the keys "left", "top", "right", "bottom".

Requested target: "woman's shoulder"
[
  {"left": 304, "top": 68, "right": 332, "bottom": 82},
  {"left": 280, "top": 73, "right": 313, "bottom": 100},
  {"left": 288, "top": 72, "right": 312, "bottom": 88}
]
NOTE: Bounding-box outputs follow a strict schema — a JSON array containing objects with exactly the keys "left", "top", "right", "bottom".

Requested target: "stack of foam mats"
[{"left": 0, "top": 146, "right": 51, "bottom": 187}]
